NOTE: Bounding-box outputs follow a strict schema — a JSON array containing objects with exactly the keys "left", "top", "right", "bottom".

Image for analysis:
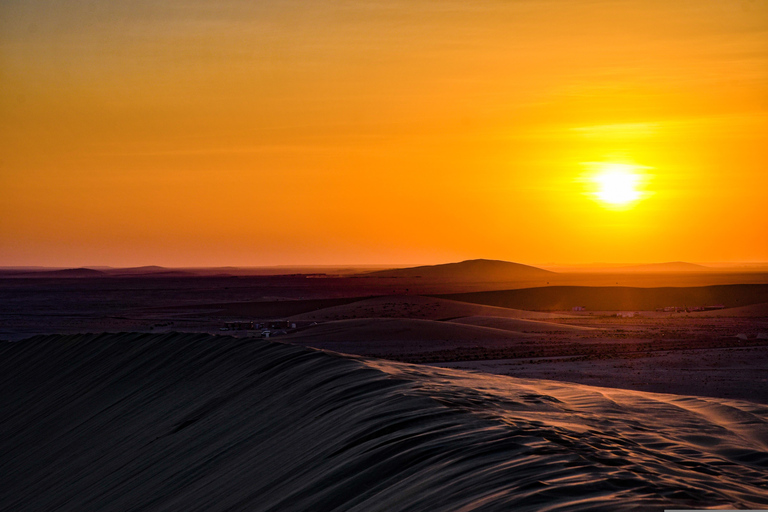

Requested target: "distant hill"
[
  {"left": 0, "top": 266, "right": 199, "bottom": 278},
  {"left": 363, "top": 259, "right": 555, "bottom": 281},
  {"left": 105, "top": 266, "right": 197, "bottom": 277},
  {"left": 1, "top": 267, "right": 107, "bottom": 278},
  {"left": 107, "top": 265, "right": 168, "bottom": 274},
  {"left": 615, "top": 262, "right": 710, "bottom": 272}
]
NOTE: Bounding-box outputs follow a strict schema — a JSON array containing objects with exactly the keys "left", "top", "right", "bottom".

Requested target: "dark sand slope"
[
  {"left": 2, "top": 334, "right": 768, "bottom": 511},
  {"left": 439, "top": 284, "right": 768, "bottom": 311},
  {"left": 282, "top": 318, "right": 541, "bottom": 357},
  {"left": 287, "top": 295, "right": 577, "bottom": 322},
  {"left": 449, "top": 316, "right": 597, "bottom": 333}
]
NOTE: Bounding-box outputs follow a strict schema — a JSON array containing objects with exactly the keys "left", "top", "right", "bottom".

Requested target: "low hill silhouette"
[
  {"left": 615, "top": 261, "right": 710, "bottom": 272},
  {"left": 4, "top": 267, "right": 107, "bottom": 278},
  {"left": 363, "top": 259, "right": 554, "bottom": 281}
]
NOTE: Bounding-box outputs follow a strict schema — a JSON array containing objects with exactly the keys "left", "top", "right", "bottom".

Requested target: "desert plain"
[
  {"left": 3, "top": 260, "right": 767, "bottom": 404},
  {"left": 2, "top": 260, "right": 768, "bottom": 510}
]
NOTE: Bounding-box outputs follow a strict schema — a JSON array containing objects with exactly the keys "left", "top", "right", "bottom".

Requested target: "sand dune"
[
  {"left": 448, "top": 315, "right": 597, "bottom": 333},
  {"left": 2, "top": 333, "right": 767, "bottom": 511},
  {"left": 283, "top": 318, "right": 540, "bottom": 356},
  {"left": 188, "top": 297, "right": 364, "bottom": 319},
  {"left": 287, "top": 295, "right": 576, "bottom": 322}
]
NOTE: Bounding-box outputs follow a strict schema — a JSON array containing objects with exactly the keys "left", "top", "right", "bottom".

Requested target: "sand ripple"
[{"left": 1, "top": 333, "right": 767, "bottom": 511}]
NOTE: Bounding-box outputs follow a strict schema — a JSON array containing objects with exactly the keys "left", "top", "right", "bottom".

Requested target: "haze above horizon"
[
  {"left": 4, "top": 259, "right": 768, "bottom": 275},
  {"left": 2, "top": 1, "right": 767, "bottom": 267}
]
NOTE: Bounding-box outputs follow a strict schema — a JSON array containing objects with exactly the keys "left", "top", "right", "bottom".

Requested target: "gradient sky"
[{"left": 2, "top": 0, "right": 767, "bottom": 266}]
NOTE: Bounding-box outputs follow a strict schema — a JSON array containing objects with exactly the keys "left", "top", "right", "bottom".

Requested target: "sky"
[{"left": 1, "top": 0, "right": 767, "bottom": 267}]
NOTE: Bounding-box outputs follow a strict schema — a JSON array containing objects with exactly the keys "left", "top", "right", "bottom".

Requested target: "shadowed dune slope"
[
  {"left": 439, "top": 284, "right": 768, "bottom": 311},
  {"left": 286, "top": 318, "right": 540, "bottom": 343},
  {"left": 287, "top": 295, "right": 576, "bottom": 322},
  {"left": 1, "top": 333, "right": 768, "bottom": 511},
  {"left": 448, "top": 316, "right": 597, "bottom": 332},
  {"left": 282, "top": 318, "right": 540, "bottom": 356}
]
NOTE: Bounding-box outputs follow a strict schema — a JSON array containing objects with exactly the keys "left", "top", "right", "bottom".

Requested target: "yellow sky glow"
[{"left": 1, "top": 0, "right": 767, "bottom": 266}]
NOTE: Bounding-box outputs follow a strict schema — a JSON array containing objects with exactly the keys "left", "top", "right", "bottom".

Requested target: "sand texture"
[
  {"left": 2, "top": 332, "right": 767, "bottom": 511},
  {"left": 434, "top": 345, "right": 768, "bottom": 404}
]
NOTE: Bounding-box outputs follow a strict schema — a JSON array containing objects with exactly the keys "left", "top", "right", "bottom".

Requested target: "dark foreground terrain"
[
  {"left": 2, "top": 273, "right": 768, "bottom": 403},
  {"left": 2, "top": 268, "right": 768, "bottom": 510},
  {"left": 2, "top": 333, "right": 768, "bottom": 511}
]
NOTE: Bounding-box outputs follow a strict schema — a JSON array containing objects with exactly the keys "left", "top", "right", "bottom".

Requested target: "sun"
[{"left": 591, "top": 163, "right": 643, "bottom": 206}]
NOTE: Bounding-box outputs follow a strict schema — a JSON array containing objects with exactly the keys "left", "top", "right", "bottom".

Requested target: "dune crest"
[
  {"left": 1, "top": 333, "right": 767, "bottom": 511},
  {"left": 448, "top": 315, "right": 597, "bottom": 332}
]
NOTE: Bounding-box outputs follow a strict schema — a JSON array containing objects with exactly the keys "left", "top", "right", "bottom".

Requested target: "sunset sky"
[{"left": 2, "top": 0, "right": 767, "bottom": 267}]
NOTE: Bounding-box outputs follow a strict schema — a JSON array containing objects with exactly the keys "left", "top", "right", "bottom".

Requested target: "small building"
[
  {"left": 572, "top": 306, "right": 586, "bottom": 312},
  {"left": 225, "top": 321, "right": 254, "bottom": 331}
]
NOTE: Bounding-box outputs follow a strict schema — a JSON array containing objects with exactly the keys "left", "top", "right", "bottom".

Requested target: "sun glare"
[{"left": 590, "top": 163, "right": 643, "bottom": 207}]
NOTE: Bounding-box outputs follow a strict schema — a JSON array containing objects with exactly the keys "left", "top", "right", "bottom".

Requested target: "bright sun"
[{"left": 591, "top": 163, "right": 642, "bottom": 206}]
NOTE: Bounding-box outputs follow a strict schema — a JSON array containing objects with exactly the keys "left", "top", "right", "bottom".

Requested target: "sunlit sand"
[{"left": 2, "top": 333, "right": 767, "bottom": 511}]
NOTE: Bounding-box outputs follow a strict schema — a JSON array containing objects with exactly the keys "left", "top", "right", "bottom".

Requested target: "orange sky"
[{"left": 1, "top": 0, "right": 767, "bottom": 266}]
